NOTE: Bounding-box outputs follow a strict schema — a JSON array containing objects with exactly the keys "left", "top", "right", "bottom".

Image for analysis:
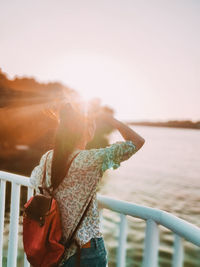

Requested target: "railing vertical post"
[
  {"left": 99, "top": 209, "right": 103, "bottom": 232},
  {"left": 172, "top": 234, "right": 183, "bottom": 267},
  {"left": 142, "top": 219, "right": 159, "bottom": 267},
  {"left": 24, "top": 187, "right": 33, "bottom": 267},
  {"left": 0, "top": 180, "right": 6, "bottom": 267},
  {"left": 7, "top": 182, "right": 20, "bottom": 267},
  {"left": 117, "top": 214, "right": 127, "bottom": 267},
  {"left": 27, "top": 187, "right": 34, "bottom": 200}
]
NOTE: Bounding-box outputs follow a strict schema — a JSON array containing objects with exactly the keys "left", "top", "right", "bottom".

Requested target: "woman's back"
[
  {"left": 30, "top": 102, "right": 145, "bottom": 266},
  {"left": 30, "top": 140, "right": 137, "bottom": 262}
]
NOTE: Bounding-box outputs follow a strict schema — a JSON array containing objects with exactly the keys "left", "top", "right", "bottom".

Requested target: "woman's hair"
[{"left": 51, "top": 103, "right": 86, "bottom": 189}]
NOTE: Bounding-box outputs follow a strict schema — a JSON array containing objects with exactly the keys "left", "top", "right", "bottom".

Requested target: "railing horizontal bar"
[
  {"left": 0, "top": 180, "right": 6, "bottom": 267},
  {"left": 0, "top": 171, "right": 31, "bottom": 187},
  {"left": 97, "top": 195, "right": 200, "bottom": 246},
  {"left": 7, "top": 182, "right": 21, "bottom": 267},
  {"left": 1, "top": 172, "right": 200, "bottom": 248},
  {"left": 160, "top": 212, "right": 200, "bottom": 247}
]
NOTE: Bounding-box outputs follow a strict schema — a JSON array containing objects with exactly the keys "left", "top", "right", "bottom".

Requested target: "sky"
[{"left": 0, "top": 0, "right": 200, "bottom": 121}]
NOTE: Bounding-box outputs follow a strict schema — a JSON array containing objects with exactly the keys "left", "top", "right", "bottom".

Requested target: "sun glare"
[{"left": 58, "top": 52, "right": 135, "bottom": 107}]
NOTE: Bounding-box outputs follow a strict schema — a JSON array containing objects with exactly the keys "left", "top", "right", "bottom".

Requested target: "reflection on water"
[
  {"left": 2, "top": 126, "right": 200, "bottom": 266},
  {"left": 99, "top": 126, "right": 200, "bottom": 266}
]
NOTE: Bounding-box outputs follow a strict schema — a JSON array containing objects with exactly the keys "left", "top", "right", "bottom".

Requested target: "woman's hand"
[
  {"left": 95, "top": 109, "right": 145, "bottom": 151},
  {"left": 95, "top": 110, "right": 114, "bottom": 123},
  {"left": 98, "top": 112, "right": 145, "bottom": 151}
]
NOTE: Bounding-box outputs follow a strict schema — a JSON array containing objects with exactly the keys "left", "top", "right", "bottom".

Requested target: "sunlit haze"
[{"left": 0, "top": 0, "right": 199, "bottom": 121}]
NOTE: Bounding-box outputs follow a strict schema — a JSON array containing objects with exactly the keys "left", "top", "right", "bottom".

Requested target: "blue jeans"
[{"left": 61, "top": 237, "right": 108, "bottom": 267}]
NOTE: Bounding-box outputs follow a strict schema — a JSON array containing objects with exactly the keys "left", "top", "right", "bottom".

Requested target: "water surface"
[
  {"left": 99, "top": 126, "right": 200, "bottom": 266},
  {"left": 2, "top": 126, "right": 200, "bottom": 266}
]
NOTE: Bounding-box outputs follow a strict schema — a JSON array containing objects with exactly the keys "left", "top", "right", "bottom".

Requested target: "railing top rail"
[
  {"left": 97, "top": 195, "right": 200, "bottom": 247},
  {"left": 1, "top": 170, "right": 200, "bottom": 247},
  {"left": 0, "top": 171, "right": 31, "bottom": 187}
]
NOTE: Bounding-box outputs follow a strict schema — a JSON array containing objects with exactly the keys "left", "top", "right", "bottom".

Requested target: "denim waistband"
[
  {"left": 88, "top": 237, "right": 104, "bottom": 249},
  {"left": 60, "top": 237, "right": 107, "bottom": 266}
]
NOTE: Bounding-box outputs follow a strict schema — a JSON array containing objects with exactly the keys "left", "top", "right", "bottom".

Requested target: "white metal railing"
[{"left": 0, "top": 171, "right": 200, "bottom": 267}]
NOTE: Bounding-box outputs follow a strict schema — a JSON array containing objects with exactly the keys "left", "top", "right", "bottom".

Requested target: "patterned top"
[{"left": 29, "top": 140, "right": 137, "bottom": 263}]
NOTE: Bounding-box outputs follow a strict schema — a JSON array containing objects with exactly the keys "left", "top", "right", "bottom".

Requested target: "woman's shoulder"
[
  {"left": 73, "top": 148, "right": 99, "bottom": 165},
  {"left": 83, "top": 140, "right": 136, "bottom": 156},
  {"left": 29, "top": 150, "right": 53, "bottom": 187},
  {"left": 68, "top": 140, "right": 137, "bottom": 173},
  {"left": 81, "top": 140, "right": 137, "bottom": 172}
]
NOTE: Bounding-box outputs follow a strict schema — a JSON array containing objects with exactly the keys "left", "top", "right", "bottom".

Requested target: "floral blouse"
[{"left": 29, "top": 140, "right": 137, "bottom": 263}]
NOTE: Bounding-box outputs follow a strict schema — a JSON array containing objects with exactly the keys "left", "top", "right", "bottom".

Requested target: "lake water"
[
  {"left": 99, "top": 126, "right": 200, "bottom": 267},
  {"left": 2, "top": 126, "right": 200, "bottom": 266}
]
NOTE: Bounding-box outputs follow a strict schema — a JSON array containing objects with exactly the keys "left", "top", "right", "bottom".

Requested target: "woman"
[{"left": 30, "top": 103, "right": 145, "bottom": 267}]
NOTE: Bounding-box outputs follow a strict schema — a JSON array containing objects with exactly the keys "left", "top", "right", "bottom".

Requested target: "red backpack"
[{"left": 23, "top": 151, "right": 92, "bottom": 267}]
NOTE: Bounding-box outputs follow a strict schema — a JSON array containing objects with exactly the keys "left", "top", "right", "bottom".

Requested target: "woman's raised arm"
[{"left": 103, "top": 114, "right": 145, "bottom": 151}]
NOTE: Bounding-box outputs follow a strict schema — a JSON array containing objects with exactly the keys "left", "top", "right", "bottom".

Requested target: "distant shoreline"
[{"left": 127, "top": 120, "right": 200, "bottom": 130}]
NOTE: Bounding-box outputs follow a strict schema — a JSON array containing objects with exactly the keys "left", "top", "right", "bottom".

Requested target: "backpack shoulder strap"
[
  {"left": 41, "top": 151, "right": 51, "bottom": 190},
  {"left": 41, "top": 151, "right": 80, "bottom": 194},
  {"left": 52, "top": 151, "right": 80, "bottom": 191},
  {"left": 65, "top": 194, "right": 93, "bottom": 249}
]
